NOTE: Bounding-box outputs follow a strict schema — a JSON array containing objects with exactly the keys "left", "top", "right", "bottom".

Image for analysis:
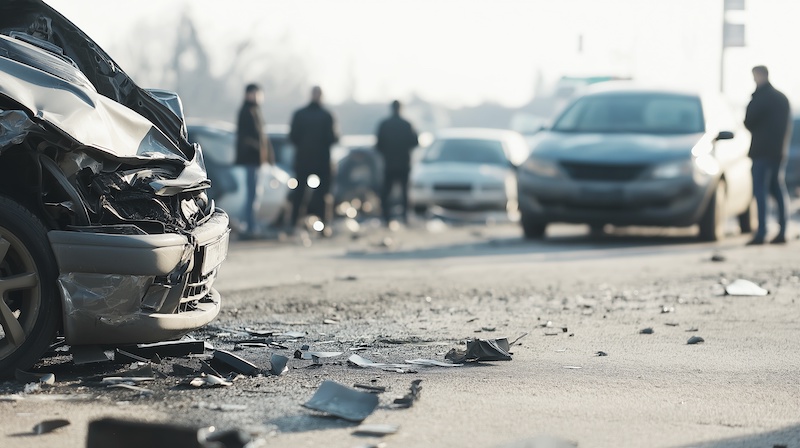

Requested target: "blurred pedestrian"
[
  {"left": 288, "top": 86, "right": 338, "bottom": 235},
  {"left": 376, "top": 100, "right": 418, "bottom": 224},
  {"left": 744, "top": 66, "right": 792, "bottom": 245},
  {"left": 235, "top": 83, "right": 274, "bottom": 237}
]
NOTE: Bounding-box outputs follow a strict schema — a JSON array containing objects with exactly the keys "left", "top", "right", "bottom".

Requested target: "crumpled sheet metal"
[
  {"left": 446, "top": 338, "right": 513, "bottom": 363},
  {"left": 302, "top": 380, "right": 379, "bottom": 422},
  {"left": 58, "top": 273, "right": 152, "bottom": 327},
  {"left": 0, "top": 110, "right": 35, "bottom": 152}
]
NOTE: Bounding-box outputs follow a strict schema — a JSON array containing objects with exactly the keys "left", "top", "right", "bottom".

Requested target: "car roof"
[
  {"left": 434, "top": 127, "right": 522, "bottom": 141},
  {"left": 583, "top": 81, "right": 700, "bottom": 98}
]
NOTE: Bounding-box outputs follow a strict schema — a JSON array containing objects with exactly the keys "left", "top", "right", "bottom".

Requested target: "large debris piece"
[
  {"left": 86, "top": 418, "right": 250, "bottom": 448},
  {"left": 303, "top": 380, "right": 380, "bottom": 422},
  {"left": 445, "top": 338, "right": 512, "bottom": 363}
]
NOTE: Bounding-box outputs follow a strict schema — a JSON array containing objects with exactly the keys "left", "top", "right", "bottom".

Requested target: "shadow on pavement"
[
  {"left": 342, "top": 231, "right": 735, "bottom": 262},
  {"left": 676, "top": 423, "right": 800, "bottom": 448},
  {"left": 265, "top": 414, "right": 356, "bottom": 434}
]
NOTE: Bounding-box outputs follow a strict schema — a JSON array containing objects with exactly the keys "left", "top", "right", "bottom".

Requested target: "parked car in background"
[
  {"left": 785, "top": 114, "right": 800, "bottom": 195},
  {"left": 0, "top": 0, "right": 229, "bottom": 376},
  {"left": 517, "top": 84, "right": 754, "bottom": 241},
  {"left": 187, "top": 121, "right": 290, "bottom": 231},
  {"left": 410, "top": 129, "right": 529, "bottom": 214}
]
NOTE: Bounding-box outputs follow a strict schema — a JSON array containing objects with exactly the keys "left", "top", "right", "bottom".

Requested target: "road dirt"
[{"left": 2, "top": 222, "right": 799, "bottom": 448}]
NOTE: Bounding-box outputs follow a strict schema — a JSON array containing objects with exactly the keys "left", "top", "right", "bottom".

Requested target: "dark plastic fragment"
[{"left": 302, "top": 380, "right": 379, "bottom": 422}]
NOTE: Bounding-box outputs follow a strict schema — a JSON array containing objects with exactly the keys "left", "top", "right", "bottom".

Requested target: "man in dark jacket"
[
  {"left": 288, "top": 86, "right": 338, "bottom": 234},
  {"left": 744, "top": 66, "right": 792, "bottom": 245},
  {"left": 376, "top": 100, "right": 418, "bottom": 224},
  {"left": 236, "top": 84, "right": 273, "bottom": 236}
]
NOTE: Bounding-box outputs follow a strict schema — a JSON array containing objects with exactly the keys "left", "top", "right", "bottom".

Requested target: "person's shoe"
[
  {"left": 770, "top": 234, "right": 787, "bottom": 245},
  {"left": 746, "top": 237, "right": 765, "bottom": 246}
]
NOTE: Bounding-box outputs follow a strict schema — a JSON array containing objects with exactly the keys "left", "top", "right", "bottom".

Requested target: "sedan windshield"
[
  {"left": 423, "top": 138, "right": 507, "bottom": 165},
  {"left": 553, "top": 93, "right": 704, "bottom": 134}
]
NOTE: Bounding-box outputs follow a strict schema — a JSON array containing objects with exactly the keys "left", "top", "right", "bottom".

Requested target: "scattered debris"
[
  {"left": 188, "top": 374, "right": 233, "bottom": 388},
  {"left": 86, "top": 418, "right": 251, "bottom": 448},
  {"left": 710, "top": 253, "right": 726, "bottom": 262},
  {"left": 107, "top": 384, "right": 153, "bottom": 395},
  {"left": 323, "top": 319, "right": 339, "bottom": 325},
  {"left": 481, "top": 327, "right": 496, "bottom": 332},
  {"left": 392, "top": 379, "right": 422, "bottom": 409},
  {"left": 336, "top": 275, "right": 359, "bottom": 281},
  {"left": 194, "top": 402, "right": 248, "bottom": 412},
  {"left": 353, "top": 424, "right": 400, "bottom": 437},
  {"left": 353, "top": 384, "right": 386, "bottom": 393},
  {"left": 233, "top": 342, "right": 271, "bottom": 350},
  {"left": 212, "top": 350, "right": 260, "bottom": 376},
  {"left": 295, "top": 351, "right": 344, "bottom": 362},
  {"left": 544, "top": 332, "right": 560, "bottom": 336},
  {"left": 269, "top": 354, "right": 290, "bottom": 376},
  {"left": 275, "top": 331, "right": 307, "bottom": 341},
  {"left": 405, "top": 359, "right": 461, "bottom": 367},
  {"left": 101, "top": 376, "right": 155, "bottom": 386},
  {"left": 685, "top": 327, "right": 699, "bottom": 332},
  {"left": 118, "top": 340, "right": 205, "bottom": 359},
  {"left": 562, "top": 366, "right": 582, "bottom": 370},
  {"left": 15, "top": 369, "right": 55, "bottom": 385},
  {"left": 466, "top": 317, "right": 479, "bottom": 323},
  {"left": 725, "top": 279, "right": 769, "bottom": 297},
  {"left": 24, "top": 383, "right": 41, "bottom": 394},
  {"left": 687, "top": 336, "right": 705, "bottom": 345},
  {"left": 114, "top": 349, "right": 149, "bottom": 364},
  {"left": 639, "top": 328, "right": 654, "bottom": 335},
  {"left": 661, "top": 306, "right": 675, "bottom": 314},
  {"left": 509, "top": 333, "right": 529, "bottom": 346},
  {"left": 32, "top": 419, "right": 70, "bottom": 435},
  {"left": 347, "top": 354, "right": 416, "bottom": 372},
  {"left": 445, "top": 338, "right": 512, "bottom": 363},
  {"left": 71, "top": 346, "right": 112, "bottom": 365},
  {"left": 595, "top": 351, "right": 608, "bottom": 357},
  {"left": 665, "top": 322, "right": 680, "bottom": 327},
  {"left": 302, "top": 380, "right": 379, "bottom": 422}
]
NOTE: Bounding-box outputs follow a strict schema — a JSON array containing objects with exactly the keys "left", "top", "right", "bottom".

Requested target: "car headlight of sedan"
[
  {"left": 520, "top": 158, "right": 561, "bottom": 178},
  {"left": 651, "top": 160, "right": 694, "bottom": 179}
]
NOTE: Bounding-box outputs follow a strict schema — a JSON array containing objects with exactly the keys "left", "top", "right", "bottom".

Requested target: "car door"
[{"left": 704, "top": 95, "right": 752, "bottom": 215}]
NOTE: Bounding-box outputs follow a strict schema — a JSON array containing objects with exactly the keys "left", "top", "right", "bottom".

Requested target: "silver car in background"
[
  {"left": 517, "top": 84, "right": 754, "bottom": 241},
  {"left": 410, "top": 128, "right": 529, "bottom": 215}
]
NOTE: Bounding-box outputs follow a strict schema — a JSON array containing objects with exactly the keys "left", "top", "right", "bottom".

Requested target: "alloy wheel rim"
[{"left": 0, "top": 226, "right": 41, "bottom": 359}]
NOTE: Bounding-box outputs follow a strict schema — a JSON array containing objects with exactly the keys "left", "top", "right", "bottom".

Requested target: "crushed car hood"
[{"left": 0, "top": 0, "right": 193, "bottom": 162}]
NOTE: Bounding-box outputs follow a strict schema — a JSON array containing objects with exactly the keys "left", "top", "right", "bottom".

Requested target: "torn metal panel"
[
  {"left": 0, "top": 109, "right": 34, "bottom": 152},
  {"left": 119, "top": 339, "right": 206, "bottom": 359},
  {"left": 303, "top": 380, "right": 379, "bottom": 422},
  {"left": 269, "top": 354, "right": 289, "bottom": 376}
]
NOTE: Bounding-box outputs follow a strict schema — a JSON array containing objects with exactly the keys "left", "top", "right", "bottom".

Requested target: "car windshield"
[
  {"left": 552, "top": 93, "right": 705, "bottom": 134},
  {"left": 422, "top": 138, "right": 507, "bottom": 165}
]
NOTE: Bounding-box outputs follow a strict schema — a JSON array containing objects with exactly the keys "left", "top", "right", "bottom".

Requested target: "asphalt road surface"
[{"left": 2, "top": 219, "right": 800, "bottom": 448}]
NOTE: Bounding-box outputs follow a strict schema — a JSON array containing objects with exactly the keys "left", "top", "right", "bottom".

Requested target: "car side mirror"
[{"left": 715, "top": 131, "right": 734, "bottom": 141}]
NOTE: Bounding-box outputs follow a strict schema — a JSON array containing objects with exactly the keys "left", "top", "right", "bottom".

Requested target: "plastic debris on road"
[
  {"left": 212, "top": 349, "right": 261, "bottom": 376},
  {"left": 32, "top": 419, "right": 70, "bottom": 435},
  {"left": 687, "top": 336, "right": 705, "bottom": 345},
  {"left": 269, "top": 354, "right": 289, "bottom": 376},
  {"left": 445, "top": 338, "right": 513, "bottom": 363},
  {"left": 725, "top": 279, "right": 769, "bottom": 297},
  {"left": 392, "top": 379, "right": 422, "bottom": 409},
  {"left": 353, "top": 424, "right": 400, "bottom": 437},
  {"left": 86, "top": 418, "right": 251, "bottom": 448},
  {"left": 302, "top": 380, "right": 379, "bottom": 422}
]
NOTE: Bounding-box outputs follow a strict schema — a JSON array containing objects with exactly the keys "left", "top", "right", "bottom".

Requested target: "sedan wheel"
[
  {"left": 0, "top": 196, "right": 59, "bottom": 377},
  {"left": 698, "top": 180, "right": 727, "bottom": 242}
]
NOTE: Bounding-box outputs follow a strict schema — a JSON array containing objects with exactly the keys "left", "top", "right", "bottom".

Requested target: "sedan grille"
[
  {"left": 560, "top": 162, "right": 648, "bottom": 182},
  {"left": 433, "top": 183, "right": 472, "bottom": 192}
]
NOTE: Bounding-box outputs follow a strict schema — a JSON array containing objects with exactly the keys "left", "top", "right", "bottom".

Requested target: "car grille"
[
  {"left": 560, "top": 162, "right": 648, "bottom": 181},
  {"left": 434, "top": 183, "right": 472, "bottom": 192}
]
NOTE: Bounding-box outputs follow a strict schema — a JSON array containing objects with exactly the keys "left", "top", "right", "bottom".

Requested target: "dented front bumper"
[{"left": 47, "top": 210, "right": 230, "bottom": 345}]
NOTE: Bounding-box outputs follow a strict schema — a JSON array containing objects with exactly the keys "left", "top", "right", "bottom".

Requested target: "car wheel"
[
  {"left": 521, "top": 215, "right": 547, "bottom": 239},
  {"left": 737, "top": 198, "right": 757, "bottom": 234},
  {"left": 698, "top": 180, "right": 727, "bottom": 242},
  {"left": 0, "top": 196, "right": 60, "bottom": 378}
]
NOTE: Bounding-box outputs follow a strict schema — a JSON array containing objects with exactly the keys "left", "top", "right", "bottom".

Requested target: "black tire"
[
  {"left": 521, "top": 215, "right": 547, "bottom": 239},
  {"left": 737, "top": 198, "right": 757, "bottom": 234},
  {"left": 0, "top": 195, "right": 60, "bottom": 378},
  {"left": 698, "top": 180, "right": 727, "bottom": 242}
]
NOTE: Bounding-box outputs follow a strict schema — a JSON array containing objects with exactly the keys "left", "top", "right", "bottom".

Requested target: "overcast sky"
[{"left": 46, "top": 0, "right": 800, "bottom": 108}]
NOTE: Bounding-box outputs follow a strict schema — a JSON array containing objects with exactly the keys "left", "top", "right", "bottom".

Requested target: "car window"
[
  {"left": 792, "top": 119, "right": 800, "bottom": 146},
  {"left": 423, "top": 138, "right": 507, "bottom": 165},
  {"left": 553, "top": 93, "right": 705, "bottom": 134},
  {"left": 189, "top": 129, "right": 235, "bottom": 165}
]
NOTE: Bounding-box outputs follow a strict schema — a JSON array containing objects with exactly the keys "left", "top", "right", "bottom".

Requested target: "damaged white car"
[{"left": 0, "top": 0, "right": 229, "bottom": 376}]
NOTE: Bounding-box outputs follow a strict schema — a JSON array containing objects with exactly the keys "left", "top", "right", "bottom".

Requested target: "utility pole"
[{"left": 721, "top": 0, "right": 746, "bottom": 93}]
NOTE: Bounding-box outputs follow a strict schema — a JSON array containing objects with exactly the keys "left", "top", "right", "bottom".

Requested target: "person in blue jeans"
[
  {"left": 235, "top": 84, "right": 273, "bottom": 237},
  {"left": 744, "top": 66, "right": 792, "bottom": 245}
]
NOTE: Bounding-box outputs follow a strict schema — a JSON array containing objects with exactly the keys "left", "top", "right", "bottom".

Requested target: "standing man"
[
  {"left": 236, "top": 83, "right": 273, "bottom": 237},
  {"left": 744, "top": 66, "right": 792, "bottom": 245},
  {"left": 376, "top": 100, "right": 418, "bottom": 225},
  {"left": 289, "top": 86, "right": 338, "bottom": 234}
]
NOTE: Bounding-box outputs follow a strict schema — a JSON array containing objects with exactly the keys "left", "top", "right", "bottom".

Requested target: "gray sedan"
[{"left": 517, "top": 85, "right": 754, "bottom": 241}]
